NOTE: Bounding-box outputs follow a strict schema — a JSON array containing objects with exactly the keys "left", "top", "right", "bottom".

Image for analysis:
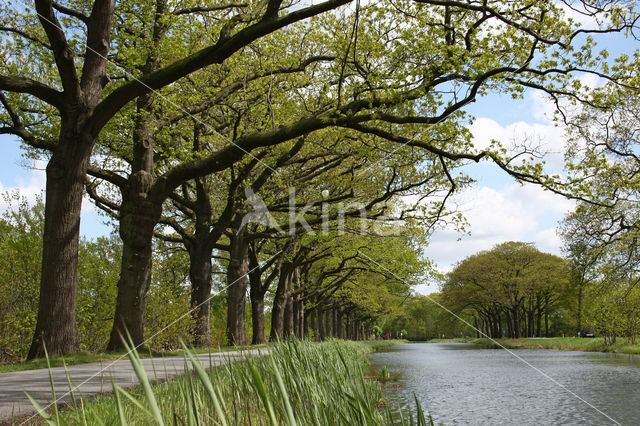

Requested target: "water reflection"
[{"left": 368, "top": 343, "right": 640, "bottom": 425}]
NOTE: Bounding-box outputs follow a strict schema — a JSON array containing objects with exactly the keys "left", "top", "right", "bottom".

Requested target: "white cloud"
[
  {"left": 0, "top": 159, "right": 47, "bottom": 213},
  {"left": 469, "top": 116, "right": 568, "bottom": 174},
  {"left": 420, "top": 182, "right": 574, "bottom": 293},
  {"left": 530, "top": 90, "right": 557, "bottom": 123},
  {"left": 534, "top": 227, "right": 564, "bottom": 255},
  {"left": 0, "top": 158, "right": 102, "bottom": 216}
]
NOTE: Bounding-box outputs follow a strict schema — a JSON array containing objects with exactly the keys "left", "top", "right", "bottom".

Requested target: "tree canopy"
[{"left": 0, "top": 0, "right": 639, "bottom": 357}]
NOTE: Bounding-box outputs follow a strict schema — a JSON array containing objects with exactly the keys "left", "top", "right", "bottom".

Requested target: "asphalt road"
[{"left": 0, "top": 348, "right": 267, "bottom": 423}]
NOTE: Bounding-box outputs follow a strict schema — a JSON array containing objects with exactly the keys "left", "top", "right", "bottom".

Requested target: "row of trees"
[
  {"left": 1, "top": 0, "right": 638, "bottom": 358},
  {"left": 0, "top": 191, "right": 425, "bottom": 360},
  {"left": 440, "top": 242, "right": 567, "bottom": 338}
]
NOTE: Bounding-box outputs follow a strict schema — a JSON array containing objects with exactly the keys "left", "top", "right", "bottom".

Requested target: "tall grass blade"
[
  {"left": 113, "top": 383, "right": 128, "bottom": 426},
  {"left": 181, "top": 342, "right": 228, "bottom": 426},
  {"left": 121, "top": 334, "right": 165, "bottom": 426},
  {"left": 113, "top": 383, "right": 154, "bottom": 418},
  {"left": 43, "top": 345, "right": 61, "bottom": 425},
  {"left": 271, "top": 357, "right": 297, "bottom": 426},
  {"left": 414, "top": 394, "right": 431, "bottom": 426},
  {"left": 24, "top": 392, "right": 55, "bottom": 426},
  {"left": 248, "top": 361, "right": 278, "bottom": 426}
]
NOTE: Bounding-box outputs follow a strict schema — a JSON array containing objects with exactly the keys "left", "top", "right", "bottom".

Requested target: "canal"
[{"left": 368, "top": 342, "right": 640, "bottom": 425}]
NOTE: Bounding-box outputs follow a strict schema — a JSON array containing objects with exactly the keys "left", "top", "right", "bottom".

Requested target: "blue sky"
[{"left": 0, "top": 135, "right": 113, "bottom": 239}]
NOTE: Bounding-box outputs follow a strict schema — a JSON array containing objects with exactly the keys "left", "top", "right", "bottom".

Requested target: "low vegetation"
[
  {"left": 470, "top": 337, "right": 640, "bottom": 355},
  {"left": 0, "top": 344, "right": 264, "bottom": 373},
  {"left": 32, "top": 339, "right": 430, "bottom": 425}
]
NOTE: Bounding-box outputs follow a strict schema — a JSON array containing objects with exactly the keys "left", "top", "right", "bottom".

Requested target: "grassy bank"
[
  {"left": 424, "top": 336, "right": 640, "bottom": 354},
  {"left": 33, "top": 339, "right": 428, "bottom": 425},
  {"left": 0, "top": 344, "right": 266, "bottom": 373},
  {"left": 422, "top": 338, "right": 476, "bottom": 344},
  {"left": 469, "top": 337, "right": 640, "bottom": 354}
]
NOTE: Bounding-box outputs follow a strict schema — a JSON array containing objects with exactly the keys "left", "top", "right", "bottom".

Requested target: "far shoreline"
[{"left": 417, "top": 337, "right": 640, "bottom": 355}]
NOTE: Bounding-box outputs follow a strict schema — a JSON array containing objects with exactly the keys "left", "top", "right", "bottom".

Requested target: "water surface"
[{"left": 368, "top": 342, "right": 640, "bottom": 425}]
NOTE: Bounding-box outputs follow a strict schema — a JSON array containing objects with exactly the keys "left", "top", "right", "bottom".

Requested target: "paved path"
[{"left": 0, "top": 348, "right": 267, "bottom": 423}]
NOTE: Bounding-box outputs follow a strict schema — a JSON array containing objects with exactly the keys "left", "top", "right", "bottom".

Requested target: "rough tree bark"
[
  {"left": 247, "top": 242, "right": 283, "bottom": 345},
  {"left": 226, "top": 227, "right": 250, "bottom": 345},
  {"left": 302, "top": 304, "right": 309, "bottom": 339},
  {"left": 27, "top": 128, "right": 94, "bottom": 358},
  {"left": 270, "top": 261, "right": 291, "bottom": 341},
  {"left": 318, "top": 308, "right": 326, "bottom": 341},
  {"left": 108, "top": 192, "right": 160, "bottom": 349},
  {"left": 189, "top": 242, "right": 213, "bottom": 347},
  {"left": 26, "top": 0, "right": 115, "bottom": 359},
  {"left": 248, "top": 249, "right": 269, "bottom": 345},
  {"left": 106, "top": 60, "right": 162, "bottom": 348},
  {"left": 283, "top": 290, "right": 294, "bottom": 338},
  {"left": 325, "top": 309, "right": 333, "bottom": 338}
]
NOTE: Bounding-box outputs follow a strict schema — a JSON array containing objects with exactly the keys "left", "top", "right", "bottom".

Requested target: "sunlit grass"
[
  {"left": 30, "top": 339, "right": 431, "bottom": 425},
  {"left": 0, "top": 344, "right": 266, "bottom": 373},
  {"left": 470, "top": 337, "right": 640, "bottom": 354}
]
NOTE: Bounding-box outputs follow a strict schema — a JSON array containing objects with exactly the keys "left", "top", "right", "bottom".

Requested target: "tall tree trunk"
[
  {"left": 250, "top": 288, "right": 266, "bottom": 345},
  {"left": 302, "top": 304, "right": 309, "bottom": 339},
  {"left": 106, "top": 0, "right": 170, "bottom": 351},
  {"left": 283, "top": 295, "right": 294, "bottom": 338},
  {"left": 318, "top": 309, "right": 326, "bottom": 341},
  {"left": 513, "top": 307, "right": 521, "bottom": 338},
  {"left": 28, "top": 132, "right": 95, "bottom": 359},
  {"left": 27, "top": 0, "right": 115, "bottom": 359},
  {"left": 270, "top": 262, "right": 291, "bottom": 342},
  {"left": 535, "top": 296, "right": 542, "bottom": 338},
  {"left": 291, "top": 298, "right": 299, "bottom": 338},
  {"left": 337, "top": 309, "right": 344, "bottom": 339},
  {"left": 325, "top": 308, "right": 333, "bottom": 338},
  {"left": 248, "top": 265, "right": 266, "bottom": 345},
  {"left": 527, "top": 299, "right": 534, "bottom": 337},
  {"left": 106, "top": 57, "right": 163, "bottom": 352},
  {"left": 577, "top": 279, "right": 583, "bottom": 332},
  {"left": 544, "top": 299, "right": 550, "bottom": 336},
  {"left": 293, "top": 296, "right": 304, "bottom": 339},
  {"left": 248, "top": 245, "right": 273, "bottom": 345},
  {"left": 189, "top": 243, "right": 212, "bottom": 347},
  {"left": 226, "top": 228, "right": 249, "bottom": 346},
  {"left": 107, "top": 196, "right": 159, "bottom": 350},
  {"left": 283, "top": 267, "right": 297, "bottom": 338}
]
